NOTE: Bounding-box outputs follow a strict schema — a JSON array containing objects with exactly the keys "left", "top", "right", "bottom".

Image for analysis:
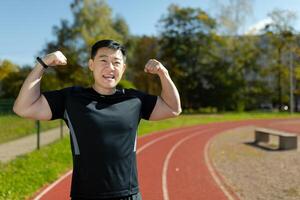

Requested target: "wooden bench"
[{"left": 254, "top": 128, "right": 298, "bottom": 150}]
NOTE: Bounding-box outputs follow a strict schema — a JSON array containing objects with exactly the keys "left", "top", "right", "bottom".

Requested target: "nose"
[{"left": 107, "top": 62, "right": 115, "bottom": 70}]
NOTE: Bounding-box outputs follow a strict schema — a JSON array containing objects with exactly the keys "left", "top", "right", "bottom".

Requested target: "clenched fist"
[
  {"left": 144, "top": 59, "right": 168, "bottom": 76},
  {"left": 42, "top": 51, "right": 67, "bottom": 67}
]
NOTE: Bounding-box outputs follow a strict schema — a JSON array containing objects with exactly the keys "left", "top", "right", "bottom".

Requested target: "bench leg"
[
  {"left": 279, "top": 136, "right": 298, "bottom": 150},
  {"left": 255, "top": 132, "right": 269, "bottom": 143}
]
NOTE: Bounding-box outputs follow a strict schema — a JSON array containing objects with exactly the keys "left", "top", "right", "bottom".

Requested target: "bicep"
[
  {"left": 148, "top": 97, "right": 178, "bottom": 121},
  {"left": 23, "top": 95, "right": 52, "bottom": 120}
]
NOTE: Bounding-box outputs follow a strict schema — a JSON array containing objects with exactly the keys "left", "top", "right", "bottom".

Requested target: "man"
[{"left": 13, "top": 40, "right": 181, "bottom": 200}]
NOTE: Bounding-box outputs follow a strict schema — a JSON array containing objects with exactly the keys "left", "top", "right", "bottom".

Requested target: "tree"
[
  {"left": 1, "top": 67, "right": 31, "bottom": 98},
  {"left": 71, "top": 0, "right": 128, "bottom": 51},
  {"left": 0, "top": 60, "right": 19, "bottom": 81},
  {"left": 262, "top": 9, "right": 298, "bottom": 109},
  {"left": 41, "top": 0, "right": 130, "bottom": 89},
  {"left": 158, "top": 4, "right": 218, "bottom": 109},
  {"left": 41, "top": 19, "right": 91, "bottom": 88},
  {"left": 127, "top": 36, "right": 160, "bottom": 95},
  {"left": 158, "top": 4, "right": 264, "bottom": 111},
  {"left": 0, "top": 60, "right": 19, "bottom": 97},
  {"left": 212, "top": 0, "right": 254, "bottom": 35}
]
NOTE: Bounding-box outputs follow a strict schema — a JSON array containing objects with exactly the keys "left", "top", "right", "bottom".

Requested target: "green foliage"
[
  {"left": 156, "top": 4, "right": 300, "bottom": 111},
  {"left": 0, "top": 99, "right": 14, "bottom": 114},
  {"left": 0, "top": 136, "right": 72, "bottom": 200},
  {"left": 0, "top": 60, "right": 20, "bottom": 97},
  {"left": 159, "top": 5, "right": 229, "bottom": 109},
  {"left": 127, "top": 36, "right": 161, "bottom": 95},
  {"left": 260, "top": 9, "right": 299, "bottom": 108},
  {"left": 2, "top": 2, "right": 300, "bottom": 112},
  {"left": 214, "top": 0, "right": 253, "bottom": 35},
  {"left": 0, "top": 60, "right": 19, "bottom": 81},
  {"left": 71, "top": 0, "right": 128, "bottom": 48},
  {"left": 117, "top": 79, "right": 136, "bottom": 89},
  {"left": 1, "top": 67, "right": 31, "bottom": 98},
  {"left": 39, "top": 0, "right": 130, "bottom": 90}
]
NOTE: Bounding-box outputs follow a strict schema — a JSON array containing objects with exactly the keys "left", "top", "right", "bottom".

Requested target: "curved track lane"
[{"left": 31, "top": 119, "right": 300, "bottom": 200}]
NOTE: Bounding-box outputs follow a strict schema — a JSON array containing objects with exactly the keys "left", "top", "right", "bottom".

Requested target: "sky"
[{"left": 1, "top": 0, "right": 300, "bottom": 66}]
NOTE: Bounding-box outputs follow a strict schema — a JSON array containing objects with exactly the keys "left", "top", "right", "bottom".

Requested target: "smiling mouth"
[{"left": 103, "top": 74, "right": 115, "bottom": 80}]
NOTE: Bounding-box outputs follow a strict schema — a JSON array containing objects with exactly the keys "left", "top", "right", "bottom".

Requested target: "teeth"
[{"left": 103, "top": 75, "right": 114, "bottom": 79}]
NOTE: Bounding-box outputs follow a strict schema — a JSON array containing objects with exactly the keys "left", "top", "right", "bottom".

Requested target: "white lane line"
[
  {"left": 204, "top": 136, "right": 236, "bottom": 200},
  {"left": 33, "top": 170, "right": 73, "bottom": 200},
  {"left": 137, "top": 126, "right": 203, "bottom": 154},
  {"left": 162, "top": 129, "right": 212, "bottom": 200},
  {"left": 138, "top": 125, "right": 200, "bottom": 140},
  {"left": 35, "top": 125, "right": 204, "bottom": 200}
]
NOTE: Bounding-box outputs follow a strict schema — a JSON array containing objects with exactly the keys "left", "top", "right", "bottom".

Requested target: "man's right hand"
[
  {"left": 43, "top": 51, "right": 67, "bottom": 66},
  {"left": 13, "top": 51, "right": 68, "bottom": 120}
]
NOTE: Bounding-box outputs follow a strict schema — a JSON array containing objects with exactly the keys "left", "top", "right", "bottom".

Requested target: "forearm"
[
  {"left": 158, "top": 71, "right": 182, "bottom": 114},
  {"left": 13, "top": 64, "right": 46, "bottom": 114}
]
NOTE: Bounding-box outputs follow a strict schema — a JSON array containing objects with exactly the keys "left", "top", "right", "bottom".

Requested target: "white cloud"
[{"left": 244, "top": 18, "right": 274, "bottom": 35}]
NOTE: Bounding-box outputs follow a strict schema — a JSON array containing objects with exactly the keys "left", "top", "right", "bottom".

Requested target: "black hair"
[{"left": 90, "top": 39, "right": 126, "bottom": 61}]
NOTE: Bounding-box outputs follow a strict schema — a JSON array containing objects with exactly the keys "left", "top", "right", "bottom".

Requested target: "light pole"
[
  {"left": 289, "top": 47, "right": 294, "bottom": 114},
  {"left": 246, "top": 19, "right": 296, "bottom": 114}
]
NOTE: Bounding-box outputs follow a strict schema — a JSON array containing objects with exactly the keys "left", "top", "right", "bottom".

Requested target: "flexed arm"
[
  {"left": 13, "top": 51, "right": 67, "bottom": 120},
  {"left": 144, "top": 59, "right": 182, "bottom": 121}
]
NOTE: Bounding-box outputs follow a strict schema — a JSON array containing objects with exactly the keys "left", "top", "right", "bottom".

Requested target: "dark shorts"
[{"left": 71, "top": 192, "right": 142, "bottom": 200}]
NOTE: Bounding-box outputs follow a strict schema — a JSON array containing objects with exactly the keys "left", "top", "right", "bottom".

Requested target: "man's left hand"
[{"left": 144, "top": 59, "right": 168, "bottom": 76}]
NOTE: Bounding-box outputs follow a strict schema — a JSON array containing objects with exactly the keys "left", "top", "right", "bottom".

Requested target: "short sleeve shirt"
[{"left": 43, "top": 86, "right": 157, "bottom": 199}]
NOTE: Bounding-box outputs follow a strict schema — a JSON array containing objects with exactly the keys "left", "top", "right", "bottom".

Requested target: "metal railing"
[
  {"left": 35, "top": 120, "right": 65, "bottom": 150},
  {"left": 0, "top": 99, "right": 66, "bottom": 150}
]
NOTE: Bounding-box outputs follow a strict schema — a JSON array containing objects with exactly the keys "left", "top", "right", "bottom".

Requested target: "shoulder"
[
  {"left": 43, "top": 86, "right": 86, "bottom": 98},
  {"left": 124, "top": 88, "right": 157, "bottom": 102},
  {"left": 69, "top": 85, "right": 85, "bottom": 92},
  {"left": 50, "top": 86, "right": 79, "bottom": 93},
  {"left": 123, "top": 88, "right": 146, "bottom": 100},
  {"left": 65, "top": 86, "right": 88, "bottom": 95},
  {"left": 124, "top": 88, "right": 147, "bottom": 96}
]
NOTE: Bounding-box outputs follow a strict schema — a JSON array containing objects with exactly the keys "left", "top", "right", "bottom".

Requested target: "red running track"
[{"left": 31, "top": 119, "right": 300, "bottom": 200}]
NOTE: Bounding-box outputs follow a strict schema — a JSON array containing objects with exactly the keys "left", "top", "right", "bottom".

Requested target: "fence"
[
  {"left": 35, "top": 120, "right": 65, "bottom": 150},
  {"left": 0, "top": 98, "right": 66, "bottom": 150},
  {"left": 0, "top": 98, "right": 14, "bottom": 114}
]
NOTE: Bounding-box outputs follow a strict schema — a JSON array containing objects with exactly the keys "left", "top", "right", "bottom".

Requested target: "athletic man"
[{"left": 13, "top": 40, "right": 181, "bottom": 200}]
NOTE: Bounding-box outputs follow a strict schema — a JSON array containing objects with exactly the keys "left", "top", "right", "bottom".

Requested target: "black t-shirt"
[{"left": 43, "top": 86, "right": 157, "bottom": 199}]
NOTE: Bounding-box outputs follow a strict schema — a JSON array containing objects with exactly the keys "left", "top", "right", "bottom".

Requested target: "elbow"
[
  {"left": 13, "top": 103, "right": 27, "bottom": 118},
  {"left": 13, "top": 105, "right": 22, "bottom": 117},
  {"left": 13, "top": 102, "right": 19, "bottom": 115},
  {"left": 172, "top": 107, "right": 182, "bottom": 117}
]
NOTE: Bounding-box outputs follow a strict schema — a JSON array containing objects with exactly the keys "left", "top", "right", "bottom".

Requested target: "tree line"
[{"left": 1, "top": 0, "right": 300, "bottom": 112}]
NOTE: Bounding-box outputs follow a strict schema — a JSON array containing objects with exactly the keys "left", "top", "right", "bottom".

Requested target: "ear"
[
  {"left": 88, "top": 59, "right": 94, "bottom": 71},
  {"left": 122, "top": 63, "right": 126, "bottom": 73}
]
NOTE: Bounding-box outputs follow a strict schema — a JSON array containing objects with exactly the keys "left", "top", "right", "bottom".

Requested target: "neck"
[{"left": 92, "top": 84, "right": 116, "bottom": 95}]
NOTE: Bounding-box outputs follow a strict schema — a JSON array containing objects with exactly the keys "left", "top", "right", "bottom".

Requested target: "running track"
[{"left": 31, "top": 118, "right": 300, "bottom": 200}]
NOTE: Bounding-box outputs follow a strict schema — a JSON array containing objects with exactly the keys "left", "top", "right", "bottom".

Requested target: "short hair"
[{"left": 90, "top": 39, "right": 126, "bottom": 61}]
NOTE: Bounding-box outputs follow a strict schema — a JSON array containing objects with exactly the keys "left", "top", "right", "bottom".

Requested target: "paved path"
[
  {"left": 0, "top": 125, "right": 68, "bottom": 163},
  {"left": 31, "top": 118, "right": 300, "bottom": 200}
]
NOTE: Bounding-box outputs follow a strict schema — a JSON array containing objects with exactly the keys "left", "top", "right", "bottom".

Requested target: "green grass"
[
  {"left": 0, "top": 112, "right": 300, "bottom": 200},
  {"left": 0, "top": 136, "right": 72, "bottom": 200},
  {"left": 1, "top": 112, "right": 298, "bottom": 144},
  {"left": 138, "top": 112, "right": 300, "bottom": 135},
  {"left": 0, "top": 114, "right": 61, "bottom": 144}
]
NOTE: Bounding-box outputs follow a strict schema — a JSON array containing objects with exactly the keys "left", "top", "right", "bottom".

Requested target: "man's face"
[{"left": 89, "top": 47, "right": 126, "bottom": 89}]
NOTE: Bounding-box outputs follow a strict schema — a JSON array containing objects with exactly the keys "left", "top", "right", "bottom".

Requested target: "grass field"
[
  {"left": 137, "top": 112, "right": 300, "bottom": 135},
  {"left": 0, "top": 112, "right": 300, "bottom": 200},
  {"left": 1, "top": 112, "right": 298, "bottom": 144},
  {"left": 0, "top": 114, "right": 61, "bottom": 144}
]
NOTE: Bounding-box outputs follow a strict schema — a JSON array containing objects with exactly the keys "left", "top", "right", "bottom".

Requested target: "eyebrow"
[{"left": 97, "top": 55, "right": 122, "bottom": 60}]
